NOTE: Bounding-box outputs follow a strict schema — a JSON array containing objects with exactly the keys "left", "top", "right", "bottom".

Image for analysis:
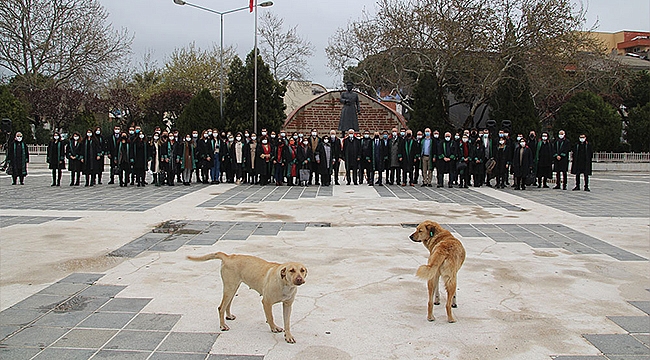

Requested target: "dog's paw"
[
  {"left": 427, "top": 316, "right": 435, "bottom": 322},
  {"left": 285, "top": 334, "right": 296, "bottom": 343},
  {"left": 220, "top": 324, "right": 230, "bottom": 331},
  {"left": 433, "top": 302, "right": 440, "bottom": 306},
  {"left": 448, "top": 318, "right": 457, "bottom": 323},
  {"left": 451, "top": 304, "right": 457, "bottom": 308},
  {"left": 226, "top": 314, "right": 236, "bottom": 320},
  {"left": 270, "top": 326, "right": 283, "bottom": 333}
]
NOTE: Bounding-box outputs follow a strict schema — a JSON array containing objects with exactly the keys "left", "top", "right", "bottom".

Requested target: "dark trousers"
[
  {"left": 110, "top": 164, "right": 118, "bottom": 183},
  {"left": 51, "top": 169, "right": 62, "bottom": 185},
  {"left": 413, "top": 163, "right": 420, "bottom": 184},
  {"left": 70, "top": 171, "right": 80, "bottom": 185},
  {"left": 332, "top": 161, "right": 340, "bottom": 184},
  {"left": 575, "top": 173, "right": 589, "bottom": 188},
  {"left": 119, "top": 164, "right": 130, "bottom": 186},
  {"left": 85, "top": 173, "right": 96, "bottom": 186},
  {"left": 310, "top": 162, "right": 320, "bottom": 184},
  {"left": 514, "top": 176, "right": 526, "bottom": 189},
  {"left": 556, "top": 171, "right": 567, "bottom": 188},
  {"left": 389, "top": 166, "right": 401, "bottom": 184},
  {"left": 402, "top": 167, "right": 413, "bottom": 185},
  {"left": 346, "top": 166, "right": 358, "bottom": 185},
  {"left": 11, "top": 174, "right": 24, "bottom": 184}
]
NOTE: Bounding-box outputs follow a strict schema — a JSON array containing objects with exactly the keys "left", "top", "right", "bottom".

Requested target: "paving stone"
[
  {"left": 208, "top": 355, "right": 265, "bottom": 360},
  {"left": 32, "top": 348, "right": 97, "bottom": 360},
  {"left": 149, "top": 234, "right": 194, "bottom": 252},
  {"left": 58, "top": 273, "right": 105, "bottom": 285},
  {"left": 0, "top": 325, "right": 20, "bottom": 340},
  {"left": 156, "top": 331, "right": 219, "bottom": 353},
  {"left": 103, "top": 330, "right": 167, "bottom": 351},
  {"left": 607, "top": 316, "right": 650, "bottom": 333},
  {"left": 629, "top": 301, "right": 650, "bottom": 315},
  {"left": 0, "top": 326, "right": 70, "bottom": 348},
  {"left": 186, "top": 235, "right": 219, "bottom": 246},
  {"left": 150, "top": 352, "right": 208, "bottom": 360},
  {"left": 551, "top": 356, "right": 606, "bottom": 360},
  {"left": 0, "top": 308, "right": 47, "bottom": 326},
  {"left": 583, "top": 334, "right": 650, "bottom": 355},
  {"left": 78, "top": 312, "right": 137, "bottom": 329},
  {"left": 93, "top": 349, "right": 151, "bottom": 359},
  {"left": 99, "top": 298, "right": 152, "bottom": 313},
  {"left": 54, "top": 295, "right": 111, "bottom": 313},
  {"left": 607, "top": 356, "right": 650, "bottom": 360},
  {"left": 280, "top": 222, "right": 307, "bottom": 231},
  {"left": 32, "top": 310, "right": 92, "bottom": 327},
  {"left": 36, "top": 282, "right": 89, "bottom": 297},
  {"left": 10, "top": 294, "right": 69, "bottom": 310},
  {"left": 78, "top": 285, "right": 126, "bottom": 298},
  {"left": 0, "top": 347, "right": 42, "bottom": 360},
  {"left": 124, "top": 313, "right": 181, "bottom": 331},
  {"left": 634, "top": 334, "right": 650, "bottom": 347},
  {"left": 51, "top": 328, "right": 118, "bottom": 348}
]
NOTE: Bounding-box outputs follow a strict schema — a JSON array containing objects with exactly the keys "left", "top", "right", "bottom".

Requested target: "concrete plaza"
[{"left": 0, "top": 162, "right": 648, "bottom": 360}]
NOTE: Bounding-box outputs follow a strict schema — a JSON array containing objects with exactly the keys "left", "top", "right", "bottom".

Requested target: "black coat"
[
  {"left": 47, "top": 140, "right": 66, "bottom": 170},
  {"left": 66, "top": 139, "right": 83, "bottom": 172},
  {"left": 553, "top": 138, "right": 571, "bottom": 172},
  {"left": 106, "top": 134, "right": 120, "bottom": 166},
  {"left": 342, "top": 136, "right": 361, "bottom": 167},
  {"left": 470, "top": 141, "right": 486, "bottom": 176},
  {"left": 255, "top": 143, "right": 274, "bottom": 177},
  {"left": 437, "top": 140, "right": 457, "bottom": 174},
  {"left": 511, "top": 146, "right": 533, "bottom": 177},
  {"left": 535, "top": 140, "right": 553, "bottom": 177},
  {"left": 296, "top": 144, "right": 313, "bottom": 170},
  {"left": 571, "top": 141, "right": 593, "bottom": 175},
  {"left": 7, "top": 141, "right": 29, "bottom": 175},
  {"left": 131, "top": 138, "right": 150, "bottom": 170},
  {"left": 494, "top": 144, "right": 511, "bottom": 176},
  {"left": 401, "top": 138, "right": 420, "bottom": 171},
  {"left": 80, "top": 137, "right": 100, "bottom": 175},
  {"left": 314, "top": 141, "right": 333, "bottom": 173}
]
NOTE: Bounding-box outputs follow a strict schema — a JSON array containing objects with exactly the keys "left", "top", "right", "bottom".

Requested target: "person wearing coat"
[
  {"left": 230, "top": 133, "right": 246, "bottom": 184},
  {"left": 436, "top": 132, "right": 457, "bottom": 188},
  {"left": 511, "top": 138, "right": 534, "bottom": 190},
  {"left": 329, "top": 130, "right": 342, "bottom": 185},
  {"left": 256, "top": 136, "right": 274, "bottom": 186},
  {"left": 400, "top": 130, "right": 420, "bottom": 186},
  {"left": 571, "top": 134, "right": 593, "bottom": 192},
  {"left": 132, "top": 132, "right": 150, "bottom": 187},
  {"left": 380, "top": 131, "right": 392, "bottom": 185},
  {"left": 7, "top": 132, "right": 29, "bottom": 185},
  {"left": 66, "top": 132, "right": 82, "bottom": 186},
  {"left": 283, "top": 138, "right": 298, "bottom": 186},
  {"left": 314, "top": 135, "right": 334, "bottom": 186},
  {"left": 106, "top": 125, "right": 121, "bottom": 184},
  {"left": 46, "top": 132, "right": 66, "bottom": 186},
  {"left": 494, "top": 138, "right": 511, "bottom": 189},
  {"left": 93, "top": 126, "right": 105, "bottom": 184},
  {"left": 245, "top": 134, "right": 259, "bottom": 184},
  {"left": 160, "top": 133, "right": 177, "bottom": 186},
  {"left": 365, "top": 132, "right": 385, "bottom": 186},
  {"left": 456, "top": 134, "right": 472, "bottom": 188},
  {"left": 150, "top": 133, "right": 163, "bottom": 186},
  {"left": 534, "top": 132, "right": 553, "bottom": 188},
  {"left": 197, "top": 130, "right": 214, "bottom": 184},
  {"left": 419, "top": 129, "right": 436, "bottom": 187},
  {"left": 387, "top": 128, "right": 404, "bottom": 185},
  {"left": 470, "top": 138, "right": 486, "bottom": 187},
  {"left": 553, "top": 130, "right": 571, "bottom": 190},
  {"left": 80, "top": 129, "right": 100, "bottom": 187},
  {"left": 342, "top": 129, "right": 361, "bottom": 185},
  {"left": 178, "top": 134, "right": 197, "bottom": 185},
  {"left": 115, "top": 132, "right": 133, "bottom": 187}
]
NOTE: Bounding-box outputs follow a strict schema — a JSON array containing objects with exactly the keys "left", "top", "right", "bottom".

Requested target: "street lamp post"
[{"left": 173, "top": 0, "right": 273, "bottom": 130}]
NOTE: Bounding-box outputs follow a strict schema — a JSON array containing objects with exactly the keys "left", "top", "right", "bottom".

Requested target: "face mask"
[
  {"left": 504, "top": 133, "right": 509, "bottom": 137},
  {"left": 169, "top": 136, "right": 174, "bottom": 141},
  {"left": 445, "top": 136, "right": 451, "bottom": 141},
  {"left": 542, "top": 136, "right": 548, "bottom": 141},
  {"left": 139, "top": 134, "right": 145, "bottom": 139},
  {"left": 135, "top": 129, "right": 141, "bottom": 133},
  {"left": 192, "top": 133, "right": 198, "bottom": 138},
  {"left": 454, "top": 135, "right": 460, "bottom": 140},
  {"left": 262, "top": 139, "right": 268, "bottom": 144},
  {"left": 425, "top": 132, "right": 431, "bottom": 137},
  {"left": 261, "top": 131, "right": 267, "bottom": 136},
  {"left": 73, "top": 136, "right": 79, "bottom": 141},
  {"left": 129, "top": 130, "right": 134, "bottom": 135},
  {"left": 293, "top": 135, "right": 298, "bottom": 139},
  {"left": 208, "top": 131, "right": 213, "bottom": 136},
  {"left": 185, "top": 137, "right": 191, "bottom": 142},
  {"left": 154, "top": 135, "right": 159, "bottom": 140},
  {"left": 349, "top": 134, "right": 354, "bottom": 139},
  {"left": 324, "top": 138, "right": 329, "bottom": 143},
  {"left": 516, "top": 136, "right": 522, "bottom": 141},
  {"left": 559, "top": 134, "right": 565, "bottom": 139},
  {"left": 16, "top": 136, "right": 23, "bottom": 141},
  {"left": 114, "top": 129, "right": 120, "bottom": 134},
  {"left": 203, "top": 133, "right": 209, "bottom": 138},
  {"left": 236, "top": 136, "right": 242, "bottom": 141},
  {"left": 303, "top": 141, "right": 309, "bottom": 145},
  {"left": 483, "top": 134, "right": 489, "bottom": 138},
  {"left": 87, "top": 133, "right": 93, "bottom": 137},
  {"left": 520, "top": 142, "right": 526, "bottom": 147},
  {"left": 462, "top": 138, "right": 468, "bottom": 143},
  {"left": 364, "top": 134, "right": 369, "bottom": 138},
  {"left": 331, "top": 134, "right": 336, "bottom": 139},
  {"left": 95, "top": 130, "right": 101, "bottom": 135},
  {"left": 311, "top": 132, "right": 317, "bottom": 136},
  {"left": 579, "top": 138, "right": 586, "bottom": 143},
  {"left": 280, "top": 132, "right": 286, "bottom": 137},
  {"left": 251, "top": 136, "right": 257, "bottom": 141},
  {"left": 383, "top": 134, "right": 388, "bottom": 139},
  {"left": 417, "top": 135, "right": 422, "bottom": 140},
  {"left": 499, "top": 133, "right": 504, "bottom": 138},
  {"left": 271, "top": 134, "right": 276, "bottom": 138},
  {"left": 400, "top": 131, "right": 406, "bottom": 136},
  {"left": 245, "top": 134, "right": 250, "bottom": 138},
  {"left": 392, "top": 132, "right": 397, "bottom": 137},
  {"left": 434, "top": 134, "right": 439, "bottom": 139},
  {"left": 499, "top": 140, "right": 505, "bottom": 145},
  {"left": 54, "top": 135, "right": 59, "bottom": 140}
]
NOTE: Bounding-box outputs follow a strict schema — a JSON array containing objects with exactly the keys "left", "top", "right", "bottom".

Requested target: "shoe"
[
  {"left": 335, "top": 182, "right": 340, "bottom": 185},
  {"left": 521, "top": 186, "right": 526, "bottom": 190},
  {"left": 563, "top": 185, "right": 567, "bottom": 190},
  {"left": 463, "top": 185, "right": 468, "bottom": 188},
  {"left": 354, "top": 182, "right": 358, "bottom": 185},
  {"left": 572, "top": 186, "right": 580, "bottom": 191},
  {"left": 543, "top": 185, "right": 549, "bottom": 188},
  {"left": 537, "top": 184, "right": 542, "bottom": 188},
  {"left": 108, "top": 180, "right": 115, "bottom": 184},
  {"left": 584, "top": 187, "right": 590, "bottom": 192},
  {"left": 410, "top": 183, "right": 415, "bottom": 187},
  {"left": 51, "top": 183, "right": 56, "bottom": 187},
  {"left": 427, "top": 184, "right": 432, "bottom": 187},
  {"left": 553, "top": 185, "right": 560, "bottom": 189},
  {"left": 368, "top": 183, "right": 373, "bottom": 186},
  {"left": 69, "top": 183, "right": 74, "bottom": 186},
  {"left": 98, "top": 181, "right": 102, "bottom": 185},
  {"left": 437, "top": 184, "right": 443, "bottom": 188},
  {"left": 421, "top": 184, "right": 427, "bottom": 187},
  {"left": 448, "top": 184, "right": 453, "bottom": 188},
  {"left": 346, "top": 182, "right": 350, "bottom": 185},
  {"left": 401, "top": 183, "right": 406, "bottom": 186},
  {"left": 514, "top": 187, "right": 520, "bottom": 190},
  {"left": 377, "top": 182, "right": 382, "bottom": 186}
]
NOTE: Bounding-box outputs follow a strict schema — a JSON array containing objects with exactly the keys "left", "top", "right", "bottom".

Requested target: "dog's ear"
[
  {"left": 280, "top": 267, "right": 286, "bottom": 279},
  {"left": 427, "top": 222, "right": 435, "bottom": 238}
]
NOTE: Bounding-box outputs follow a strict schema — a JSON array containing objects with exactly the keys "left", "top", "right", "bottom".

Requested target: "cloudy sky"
[{"left": 101, "top": 0, "right": 650, "bottom": 88}]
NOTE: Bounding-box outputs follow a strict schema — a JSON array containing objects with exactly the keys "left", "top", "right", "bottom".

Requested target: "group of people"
[{"left": 5, "top": 125, "right": 594, "bottom": 191}]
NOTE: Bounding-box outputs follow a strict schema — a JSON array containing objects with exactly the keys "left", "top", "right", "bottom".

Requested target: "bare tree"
[
  {"left": 259, "top": 12, "right": 314, "bottom": 81},
  {"left": 0, "top": 0, "right": 132, "bottom": 90}
]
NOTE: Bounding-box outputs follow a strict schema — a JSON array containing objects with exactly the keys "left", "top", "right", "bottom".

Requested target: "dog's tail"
[
  {"left": 416, "top": 264, "right": 438, "bottom": 280},
  {"left": 187, "top": 252, "right": 227, "bottom": 262}
]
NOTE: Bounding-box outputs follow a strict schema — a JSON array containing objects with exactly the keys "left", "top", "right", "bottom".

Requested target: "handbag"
[
  {"left": 485, "top": 158, "right": 496, "bottom": 174},
  {"left": 525, "top": 172, "right": 536, "bottom": 186},
  {"left": 456, "top": 161, "right": 467, "bottom": 172},
  {"left": 5, "top": 165, "right": 12, "bottom": 175},
  {"left": 299, "top": 169, "right": 310, "bottom": 182}
]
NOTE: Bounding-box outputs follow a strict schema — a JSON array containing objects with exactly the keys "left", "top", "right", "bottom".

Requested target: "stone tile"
[
  {"left": 78, "top": 312, "right": 137, "bottom": 329},
  {"left": 150, "top": 352, "right": 208, "bottom": 360},
  {"left": 208, "top": 355, "right": 265, "bottom": 360},
  {"left": 33, "top": 348, "right": 97, "bottom": 360},
  {"left": 0, "top": 325, "right": 20, "bottom": 339},
  {"left": 156, "top": 331, "right": 218, "bottom": 353},
  {"left": 0, "top": 308, "right": 47, "bottom": 326},
  {"left": 93, "top": 349, "right": 151, "bottom": 359},
  {"left": 0, "top": 347, "right": 42, "bottom": 360},
  {"left": 149, "top": 235, "right": 194, "bottom": 252},
  {"left": 0, "top": 326, "right": 70, "bottom": 348},
  {"left": 100, "top": 298, "right": 152, "bottom": 313},
  {"left": 55, "top": 295, "right": 111, "bottom": 313},
  {"left": 551, "top": 356, "right": 606, "bottom": 360},
  {"left": 608, "top": 316, "right": 650, "bottom": 333},
  {"left": 630, "top": 301, "right": 650, "bottom": 315},
  {"left": 32, "top": 310, "right": 92, "bottom": 327},
  {"left": 634, "top": 334, "right": 650, "bottom": 347},
  {"left": 280, "top": 222, "right": 307, "bottom": 231},
  {"left": 103, "top": 330, "right": 167, "bottom": 351},
  {"left": 10, "top": 294, "right": 69, "bottom": 310},
  {"left": 51, "top": 328, "right": 118, "bottom": 348},
  {"left": 36, "top": 282, "right": 89, "bottom": 297},
  {"left": 124, "top": 313, "right": 181, "bottom": 331},
  {"left": 607, "top": 355, "right": 650, "bottom": 360},
  {"left": 186, "top": 235, "right": 219, "bottom": 246},
  {"left": 78, "top": 285, "right": 126, "bottom": 298},
  {"left": 583, "top": 334, "right": 650, "bottom": 355}
]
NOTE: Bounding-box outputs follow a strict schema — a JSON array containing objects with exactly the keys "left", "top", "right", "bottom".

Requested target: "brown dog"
[
  {"left": 187, "top": 252, "right": 307, "bottom": 343},
  {"left": 409, "top": 220, "right": 466, "bottom": 322}
]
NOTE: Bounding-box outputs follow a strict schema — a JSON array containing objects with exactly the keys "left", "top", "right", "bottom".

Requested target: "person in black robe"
[
  {"left": 512, "top": 138, "right": 533, "bottom": 190},
  {"left": 553, "top": 130, "right": 571, "bottom": 190},
  {"left": 401, "top": 130, "right": 420, "bottom": 186},
  {"left": 94, "top": 127, "right": 105, "bottom": 184},
  {"left": 494, "top": 138, "right": 511, "bottom": 189},
  {"left": 80, "top": 129, "right": 100, "bottom": 187},
  {"left": 7, "top": 132, "right": 29, "bottom": 185},
  {"left": 534, "top": 132, "right": 553, "bottom": 188},
  {"left": 47, "top": 132, "right": 66, "bottom": 186},
  {"left": 342, "top": 129, "right": 361, "bottom": 185},
  {"left": 132, "top": 132, "right": 149, "bottom": 187},
  {"left": 106, "top": 125, "right": 121, "bottom": 184},
  {"left": 66, "top": 133, "right": 82, "bottom": 186},
  {"left": 470, "top": 138, "right": 486, "bottom": 187},
  {"left": 571, "top": 134, "right": 593, "bottom": 191},
  {"left": 328, "top": 130, "right": 342, "bottom": 185},
  {"left": 115, "top": 132, "right": 132, "bottom": 187},
  {"left": 437, "top": 132, "right": 457, "bottom": 188},
  {"left": 456, "top": 134, "right": 472, "bottom": 188},
  {"left": 366, "top": 131, "right": 385, "bottom": 186},
  {"left": 256, "top": 136, "right": 273, "bottom": 186}
]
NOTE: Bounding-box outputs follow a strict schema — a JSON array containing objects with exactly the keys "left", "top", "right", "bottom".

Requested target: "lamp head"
[
  {"left": 173, "top": 0, "right": 186, "bottom": 5},
  {"left": 259, "top": 1, "right": 273, "bottom": 7}
]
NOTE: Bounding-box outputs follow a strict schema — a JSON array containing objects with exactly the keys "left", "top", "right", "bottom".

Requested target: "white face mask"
[
  {"left": 262, "top": 139, "right": 268, "bottom": 144},
  {"left": 311, "top": 132, "right": 317, "bottom": 136},
  {"left": 54, "top": 135, "right": 59, "bottom": 140},
  {"left": 516, "top": 136, "right": 522, "bottom": 141},
  {"left": 192, "top": 133, "right": 198, "bottom": 138},
  {"left": 16, "top": 136, "right": 23, "bottom": 141},
  {"left": 236, "top": 136, "right": 241, "bottom": 141},
  {"left": 261, "top": 131, "right": 267, "bottom": 136},
  {"left": 400, "top": 131, "right": 406, "bottom": 136},
  {"left": 579, "top": 138, "right": 586, "bottom": 143},
  {"left": 324, "top": 138, "right": 329, "bottom": 143},
  {"left": 87, "top": 133, "right": 93, "bottom": 137},
  {"left": 364, "top": 134, "right": 369, "bottom": 138},
  {"left": 95, "top": 130, "right": 101, "bottom": 135},
  {"left": 251, "top": 136, "right": 257, "bottom": 141},
  {"left": 303, "top": 141, "right": 309, "bottom": 146},
  {"left": 499, "top": 140, "right": 505, "bottom": 145},
  {"left": 293, "top": 135, "right": 298, "bottom": 139},
  {"left": 271, "top": 134, "right": 276, "bottom": 138},
  {"left": 483, "top": 134, "right": 489, "bottom": 138},
  {"left": 153, "top": 135, "right": 159, "bottom": 140},
  {"left": 434, "top": 134, "right": 439, "bottom": 139},
  {"left": 208, "top": 131, "right": 213, "bottom": 136},
  {"left": 139, "top": 134, "right": 145, "bottom": 139},
  {"left": 417, "top": 135, "right": 422, "bottom": 140},
  {"left": 73, "top": 136, "right": 79, "bottom": 141},
  {"left": 520, "top": 142, "right": 526, "bottom": 147},
  {"left": 559, "top": 134, "right": 565, "bottom": 139},
  {"left": 129, "top": 130, "right": 134, "bottom": 135},
  {"left": 169, "top": 136, "right": 174, "bottom": 140},
  {"left": 203, "top": 133, "right": 209, "bottom": 138},
  {"left": 462, "top": 138, "right": 468, "bottom": 143},
  {"left": 185, "top": 137, "right": 191, "bottom": 142},
  {"left": 114, "top": 129, "right": 120, "bottom": 134},
  {"left": 445, "top": 136, "right": 451, "bottom": 141},
  {"left": 542, "top": 136, "right": 548, "bottom": 141},
  {"left": 454, "top": 135, "right": 460, "bottom": 140},
  {"left": 392, "top": 132, "right": 397, "bottom": 137},
  {"left": 280, "top": 132, "right": 286, "bottom": 137}
]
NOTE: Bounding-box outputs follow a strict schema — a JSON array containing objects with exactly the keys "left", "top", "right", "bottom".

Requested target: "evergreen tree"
[
  {"left": 224, "top": 50, "right": 286, "bottom": 133},
  {"left": 0, "top": 85, "right": 32, "bottom": 142},
  {"left": 555, "top": 91, "right": 621, "bottom": 152},
  {"left": 409, "top": 72, "right": 450, "bottom": 132},
  {"left": 626, "top": 103, "right": 650, "bottom": 152},
  {"left": 176, "top": 89, "right": 221, "bottom": 137},
  {"left": 488, "top": 63, "right": 538, "bottom": 135}
]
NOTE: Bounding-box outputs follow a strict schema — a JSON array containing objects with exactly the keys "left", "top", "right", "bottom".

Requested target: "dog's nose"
[
  {"left": 295, "top": 277, "right": 304, "bottom": 285},
  {"left": 409, "top": 234, "right": 414, "bottom": 240}
]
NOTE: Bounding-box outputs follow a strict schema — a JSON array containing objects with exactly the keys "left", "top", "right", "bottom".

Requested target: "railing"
[
  {"left": 27, "top": 145, "right": 49, "bottom": 155},
  {"left": 592, "top": 152, "right": 650, "bottom": 163}
]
